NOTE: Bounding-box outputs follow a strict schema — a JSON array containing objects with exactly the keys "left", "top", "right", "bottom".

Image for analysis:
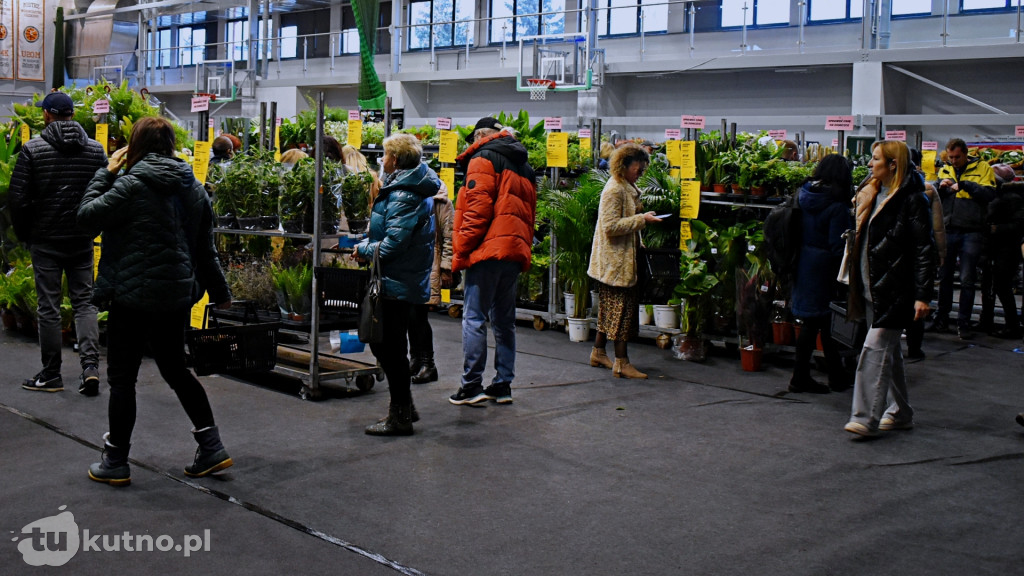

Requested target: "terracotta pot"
[
  {"left": 816, "top": 333, "right": 824, "bottom": 351},
  {"left": 713, "top": 184, "right": 727, "bottom": 194},
  {"left": 750, "top": 186, "right": 766, "bottom": 196},
  {"left": 700, "top": 184, "right": 712, "bottom": 192},
  {"left": 730, "top": 184, "right": 744, "bottom": 194},
  {"left": 772, "top": 321, "right": 794, "bottom": 346},
  {"left": 740, "top": 345, "right": 763, "bottom": 372}
]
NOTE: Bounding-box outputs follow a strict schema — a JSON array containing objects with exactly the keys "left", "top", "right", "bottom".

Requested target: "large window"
[
  {"left": 178, "top": 27, "right": 206, "bottom": 66},
  {"left": 409, "top": 0, "right": 475, "bottom": 50},
  {"left": 595, "top": 0, "right": 667, "bottom": 37},
  {"left": 147, "top": 29, "right": 171, "bottom": 68},
  {"left": 961, "top": 0, "right": 1015, "bottom": 10},
  {"left": 891, "top": 0, "right": 931, "bottom": 16},
  {"left": 808, "top": 0, "right": 863, "bottom": 22},
  {"left": 227, "top": 20, "right": 296, "bottom": 61},
  {"left": 721, "top": 0, "right": 790, "bottom": 28},
  {"left": 488, "top": 0, "right": 565, "bottom": 43}
]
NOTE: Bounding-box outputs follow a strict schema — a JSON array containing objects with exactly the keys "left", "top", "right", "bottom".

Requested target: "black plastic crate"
[
  {"left": 638, "top": 248, "right": 681, "bottom": 303},
  {"left": 316, "top": 267, "right": 369, "bottom": 312},
  {"left": 186, "top": 303, "right": 280, "bottom": 376},
  {"left": 830, "top": 301, "right": 866, "bottom": 349}
]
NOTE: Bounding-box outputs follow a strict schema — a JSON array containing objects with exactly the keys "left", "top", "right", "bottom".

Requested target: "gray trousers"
[
  {"left": 849, "top": 305, "right": 913, "bottom": 429},
  {"left": 30, "top": 241, "right": 100, "bottom": 376}
]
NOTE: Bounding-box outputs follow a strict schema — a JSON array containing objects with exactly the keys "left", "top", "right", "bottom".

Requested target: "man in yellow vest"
[{"left": 933, "top": 138, "right": 996, "bottom": 340}]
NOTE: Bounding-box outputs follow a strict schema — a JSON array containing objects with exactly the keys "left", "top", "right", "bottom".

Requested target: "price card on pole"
[
  {"left": 546, "top": 132, "right": 569, "bottom": 168},
  {"left": 274, "top": 117, "right": 282, "bottom": 162},
  {"left": 544, "top": 117, "right": 563, "bottom": 130},
  {"left": 439, "top": 131, "right": 458, "bottom": 163},
  {"left": 440, "top": 167, "right": 455, "bottom": 201},
  {"left": 679, "top": 221, "right": 692, "bottom": 246},
  {"left": 922, "top": 141, "right": 939, "bottom": 151},
  {"left": 681, "top": 115, "right": 706, "bottom": 129},
  {"left": 436, "top": 117, "right": 452, "bottom": 131},
  {"left": 190, "top": 292, "right": 210, "bottom": 329},
  {"left": 578, "top": 128, "right": 591, "bottom": 155},
  {"left": 666, "top": 140, "right": 682, "bottom": 167},
  {"left": 93, "top": 236, "right": 102, "bottom": 280},
  {"left": 1016, "top": 126, "right": 1024, "bottom": 138},
  {"left": 348, "top": 120, "right": 363, "bottom": 150},
  {"left": 678, "top": 140, "right": 696, "bottom": 180},
  {"left": 92, "top": 99, "right": 109, "bottom": 114},
  {"left": 680, "top": 180, "right": 701, "bottom": 220},
  {"left": 190, "top": 96, "right": 210, "bottom": 113},
  {"left": 665, "top": 129, "right": 681, "bottom": 141},
  {"left": 825, "top": 116, "right": 855, "bottom": 130},
  {"left": 670, "top": 167, "right": 681, "bottom": 180},
  {"left": 209, "top": 118, "right": 215, "bottom": 143},
  {"left": 768, "top": 129, "right": 787, "bottom": 140},
  {"left": 193, "top": 140, "right": 211, "bottom": 184},
  {"left": 20, "top": 123, "right": 29, "bottom": 144},
  {"left": 94, "top": 123, "right": 108, "bottom": 155},
  {"left": 884, "top": 130, "right": 906, "bottom": 141}
]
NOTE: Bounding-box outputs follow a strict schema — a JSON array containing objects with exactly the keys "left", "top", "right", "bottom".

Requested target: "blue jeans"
[
  {"left": 938, "top": 231, "right": 985, "bottom": 330},
  {"left": 461, "top": 260, "right": 520, "bottom": 389},
  {"left": 30, "top": 241, "right": 100, "bottom": 377}
]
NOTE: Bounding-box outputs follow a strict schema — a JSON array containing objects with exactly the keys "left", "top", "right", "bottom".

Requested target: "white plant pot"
[
  {"left": 590, "top": 290, "right": 600, "bottom": 311},
  {"left": 653, "top": 304, "right": 679, "bottom": 329},
  {"left": 563, "top": 292, "right": 576, "bottom": 317},
  {"left": 567, "top": 317, "right": 591, "bottom": 342},
  {"left": 638, "top": 305, "right": 653, "bottom": 325}
]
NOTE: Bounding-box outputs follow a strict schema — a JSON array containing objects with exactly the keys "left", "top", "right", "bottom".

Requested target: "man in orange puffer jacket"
[{"left": 448, "top": 117, "right": 537, "bottom": 406}]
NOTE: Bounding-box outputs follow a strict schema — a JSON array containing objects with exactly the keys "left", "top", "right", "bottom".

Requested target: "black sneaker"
[
  {"left": 449, "top": 385, "right": 488, "bottom": 405},
  {"left": 22, "top": 373, "right": 63, "bottom": 392},
  {"left": 483, "top": 383, "right": 513, "bottom": 404},
  {"left": 79, "top": 365, "right": 100, "bottom": 397},
  {"left": 1016, "top": 413, "right": 1024, "bottom": 428}
]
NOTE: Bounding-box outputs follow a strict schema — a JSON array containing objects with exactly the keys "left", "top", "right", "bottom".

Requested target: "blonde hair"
[
  {"left": 382, "top": 133, "right": 422, "bottom": 170},
  {"left": 341, "top": 145, "right": 370, "bottom": 172},
  {"left": 863, "top": 140, "right": 910, "bottom": 195},
  {"left": 609, "top": 142, "right": 650, "bottom": 180},
  {"left": 599, "top": 141, "right": 614, "bottom": 160},
  {"left": 280, "top": 148, "right": 308, "bottom": 164}
]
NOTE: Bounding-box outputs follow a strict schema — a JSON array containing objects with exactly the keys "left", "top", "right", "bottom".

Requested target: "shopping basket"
[
  {"left": 186, "top": 301, "right": 281, "bottom": 376},
  {"left": 315, "top": 266, "right": 370, "bottom": 314}
]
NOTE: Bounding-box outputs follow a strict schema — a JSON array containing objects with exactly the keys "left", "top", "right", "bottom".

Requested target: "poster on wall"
[
  {"left": 0, "top": 0, "right": 14, "bottom": 79},
  {"left": 16, "top": 0, "right": 44, "bottom": 82}
]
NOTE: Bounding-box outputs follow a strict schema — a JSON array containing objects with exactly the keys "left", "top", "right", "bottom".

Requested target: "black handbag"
[{"left": 357, "top": 244, "right": 384, "bottom": 344}]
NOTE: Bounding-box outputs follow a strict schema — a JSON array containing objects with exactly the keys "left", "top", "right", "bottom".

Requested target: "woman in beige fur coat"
[{"left": 587, "top": 143, "right": 662, "bottom": 378}]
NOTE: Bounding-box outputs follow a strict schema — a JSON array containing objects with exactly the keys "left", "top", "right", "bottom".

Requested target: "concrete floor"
[{"left": 2, "top": 314, "right": 1023, "bottom": 575}]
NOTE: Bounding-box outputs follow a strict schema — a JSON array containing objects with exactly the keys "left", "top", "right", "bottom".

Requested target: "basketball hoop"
[
  {"left": 195, "top": 93, "right": 217, "bottom": 102},
  {"left": 527, "top": 78, "right": 555, "bottom": 101}
]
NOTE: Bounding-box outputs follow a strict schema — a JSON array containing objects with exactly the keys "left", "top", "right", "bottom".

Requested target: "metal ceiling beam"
[
  {"left": 64, "top": 0, "right": 238, "bottom": 21},
  {"left": 887, "top": 64, "right": 1009, "bottom": 115}
]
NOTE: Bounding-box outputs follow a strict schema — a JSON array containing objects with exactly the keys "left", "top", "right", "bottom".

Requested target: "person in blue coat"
[
  {"left": 354, "top": 133, "right": 439, "bottom": 436},
  {"left": 789, "top": 154, "right": 854, "bottom": 394}
]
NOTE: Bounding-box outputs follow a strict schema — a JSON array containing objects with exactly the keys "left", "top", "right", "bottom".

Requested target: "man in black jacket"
[{"left": 9, "top": 92, "right": 107, "bottom": 394}]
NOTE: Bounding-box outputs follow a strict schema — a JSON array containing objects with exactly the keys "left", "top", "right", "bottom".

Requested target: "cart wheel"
[
  {"left": 533, "top": 316, "right": 548, "bottom": 331},
  {"left": 299, "top": 385, "right": 321, "bottom": 401},
  {"left": 448, "top": 305, "right": 463, "bottom": 318},
  {"left": 356, "top": 374, "right": 375, "bottom": 392}
]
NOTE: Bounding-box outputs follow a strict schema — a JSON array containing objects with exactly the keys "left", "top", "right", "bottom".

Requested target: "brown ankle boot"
[
  {"left": 590, "top": 348, "right": 614, "bottom": 369},
  {"left": 613, "top": 358, "right": 648, "bottom": 379}
]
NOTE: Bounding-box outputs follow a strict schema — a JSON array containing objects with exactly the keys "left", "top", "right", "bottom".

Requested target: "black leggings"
[
  {"left": 370, "top": 299, "right": 413, "bottom": 406},
  {"left": 106, "top": 306, "right": 216, "bottom": 448},
  {"left": 793, "top": 314, "right": 843, "bottom": 382}
]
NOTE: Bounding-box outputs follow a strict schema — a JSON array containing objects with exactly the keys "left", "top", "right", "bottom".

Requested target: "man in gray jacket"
[{"left": 10, "top": 92, "right": 107, "bottom": 394}]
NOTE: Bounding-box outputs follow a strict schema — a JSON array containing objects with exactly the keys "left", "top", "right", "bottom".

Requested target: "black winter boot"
[
  {"left": 184, "top": 426, "right": 233, "bottom": 477},
  {"left": 365, "top": 403, "right": 414, "bottom": 436},
  {"left": 411, "top": 355, "right": 438, "bottom": 384},
  {"left": 88, "top": 433, "right": 131, "bottom": 487},
  {"left": 408, "top": 355, "right": 423, "bottom": 375}
]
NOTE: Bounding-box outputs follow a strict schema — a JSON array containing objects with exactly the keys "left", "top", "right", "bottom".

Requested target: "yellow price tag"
[
  {"left": 546, "top": 132, "right": 569, "bottom": 168},
  {"left": 666, "top": 140, "right": 682, "bottom": 167},
  {"left": 439, "top": 131, "right": 458, "bottom": 164},
  {"left": 680, "top": 221, "right": 692, "bottom": 245},
  {"left": 190, "top": 292, "right": 210, "bottom": 329},
  {"left": 348, "top": 120, "right": 363, "bottom": 150},
  {"left": 93, "top": 236, "right": 102, "bottom": 280},
  {"left": 580, "top": 137, "right": 592, "bottom": 157},
  {"left": 678, "top": 141, "right": 696, "bottom": 180},
  {"left": 274, "top": 125, "right": 281, "bottom": 162},
  {"left": 21, "top": 123, "right": 30, "bottom": 144},
  {"left": 441, "top": 288, "right": 451, "bottom": 304},
  {"left": 209, "top": 126, "right": 215, "bottom": 143},
  {"left": 680, "top": 181, "right": 701, "bottom": 220},
  {"left": 193, "top": 140, "right": 212, "bottom": 184},
  {"left": 94, "top": 124, "right": 109, "bottom": 155},
  {"left": 921, "top": 150, "right": 937, "bottom": 182},
  {"left": 440, "top": 167, "right": 455, "bottom": 200}
]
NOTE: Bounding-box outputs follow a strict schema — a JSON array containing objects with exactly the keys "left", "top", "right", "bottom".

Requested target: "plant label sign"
[
  {"left": 546, "top": 131, "right": 569, "bottom": 167},
  {"left": 544, "top": 117, "right": 562, "bottom": 130},
  {"left": 436, "top": 117, "right": 452, "bottom": 130},
  {"left": 678, "top": 141, "right": 696, "bottom": 179},
  {"left": 348, "top": 110, "right": 361, "bottom": 121},
  {"left": 92, "top": 99, "right": 110, "bottom": 114},
  {"left": 191, "top": 96, "right": 210, "bottom": 113},
  {"left": 769, "top": 130, "right": 787, "bottom": 140},
  {"left": 193, "top": 140, "right": 211, "bottom": 184},
  {"left": 665, "top": 129, "right": 681, "bottom": 140},
  {"left": 348, "top": 120, "right": 362, "bottom": 149},
  {"left": 666, "top": 140, "right": 682, "bottom": 167},
  {"left": 681, "top": 115, "right": 705, "bottom": 129},
  {"left": 439, "top": 131, "right": 458, "bottom": 163},
  {"left": 885, "top": 130, "right": 906, "bottom": 141},
  {"left": 95, "top": 124, "right": 108, "bottom": 155},
  {"left": 825, "top": 116, "right": 854, "bottom": 130},
  {"left": 679, "top": 221, "right": 692, "bottom": 245},
  {"left": 680, "top": 181, "right": 701, "bottom": 220},
  {"left": 1016, "top": 126, "right": 1024, "bottom": 138},
  {"left": 440, "top": 167, "right": 455, "bottom": 200},
  {"left": 578, "top": 128, "right": 591, "bottom": 138},
  {"left": 922, "top": 141, "right": 939, "bottom": 151}
]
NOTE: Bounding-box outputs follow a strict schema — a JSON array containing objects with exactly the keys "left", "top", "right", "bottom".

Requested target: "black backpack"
[{"left": 763, "top": 193, "right": 802, "bottom": 280}]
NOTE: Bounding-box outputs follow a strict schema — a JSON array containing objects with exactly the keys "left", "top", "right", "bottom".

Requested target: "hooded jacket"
[
  {"left": 9, "top": 120, "right": 107, "bottom": 244},
  {"left": 791, "top": 181, "right": 853, "bottom": 318},
  {"left": 452, "top": 131, "right": 537, "bottom": 273},
  {"left": 77, "top": 153, "right": 230, "bottom": 310},
  {"left": 356, "top": 163, "right": 440, "bottom": 304},
  {"left": 937, "top": 156, "right": 995, "bottom": 232},
  {"left": 848, "top": 171, "right": 935, "bottom": 329}
]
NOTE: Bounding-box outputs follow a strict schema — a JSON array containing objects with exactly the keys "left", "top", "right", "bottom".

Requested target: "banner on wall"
[
  {"left": 0, "top": 0, "right": 14, "bottom": 79},
  {"left": 16, "top": 0, "right": 45, "bottom": 82}
]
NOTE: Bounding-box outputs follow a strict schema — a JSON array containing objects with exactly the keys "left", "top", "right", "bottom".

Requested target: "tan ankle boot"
[
  {"left": 590, "top": 348, "right": 614, "bottom": 369},
  {"left": 613, "top": 358, "right": 648, "bottom": 379}
]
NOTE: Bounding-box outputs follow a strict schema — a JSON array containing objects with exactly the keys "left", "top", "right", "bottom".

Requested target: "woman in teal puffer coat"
[
  {"left": 77, "top": 117, "right": 233, "bottom": 487},
  {"left": 355, "top": 133, "right": 439, "bottom": 436}
]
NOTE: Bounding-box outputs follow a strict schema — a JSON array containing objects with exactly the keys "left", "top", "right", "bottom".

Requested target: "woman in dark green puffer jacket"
[
  {"left": 77, "top": 117, "right": 233, "bottom": 487},
  {"left": 355, "top": 133, "right": 439, "bottom": 437}
]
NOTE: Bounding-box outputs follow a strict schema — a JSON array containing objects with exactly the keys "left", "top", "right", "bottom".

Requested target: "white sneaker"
[
  {"left": 879, "top": 417, "right": 914, "bottom": 431},
  {"left": 844, "top": 421, "right": 880, "bottom": 437}
]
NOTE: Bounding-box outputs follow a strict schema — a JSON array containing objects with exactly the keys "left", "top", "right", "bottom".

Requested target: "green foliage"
[
  {"left": 0, "top": 248, "right": 37, "bottom": 317},
  {"left": 340, "top": 170, "right": 374, "bottom": 221},
  {"left": 543, "top": 171, "right": 603, "bottom": 318},
  {"left": 637, "top": 159, "right": 681, "bottom": 250},
  {"left": 224, "top": 259, "right": 278, "bottom": 311},
  {"left": 209, "top": 149, "right": 281, "bottom": 217},
  {"left": 270, "top": 263, "right": 313, "bottom": 316}
]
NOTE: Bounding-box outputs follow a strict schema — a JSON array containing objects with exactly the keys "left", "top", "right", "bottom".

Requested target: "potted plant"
[
  {"left": 270, "top": 264, "right": 313, "bottom": 322},
  {"left": 736, "top": 228, "right": 774, "bottom": 371},
  {"left": 340, "top": 170, "right": 374, "bottom": 233},
  {"left": 279, "top": 157, "right": 313, "bottom": 233},
  {"left": 673, "top": 221, "right": 720, "bottom": 362}
]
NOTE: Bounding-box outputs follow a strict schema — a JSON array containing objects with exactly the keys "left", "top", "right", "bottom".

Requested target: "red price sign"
[
  {"left": 825, "top": 116, "right": 855, "bottom": 130},
  {"left": 681, "top": 115, "right": 706, "bottom": 129}
]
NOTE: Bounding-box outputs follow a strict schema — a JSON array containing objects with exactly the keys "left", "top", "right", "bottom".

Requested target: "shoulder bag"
[{"left": 358, "top": 244, "right": 384, "bottom": 344}]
